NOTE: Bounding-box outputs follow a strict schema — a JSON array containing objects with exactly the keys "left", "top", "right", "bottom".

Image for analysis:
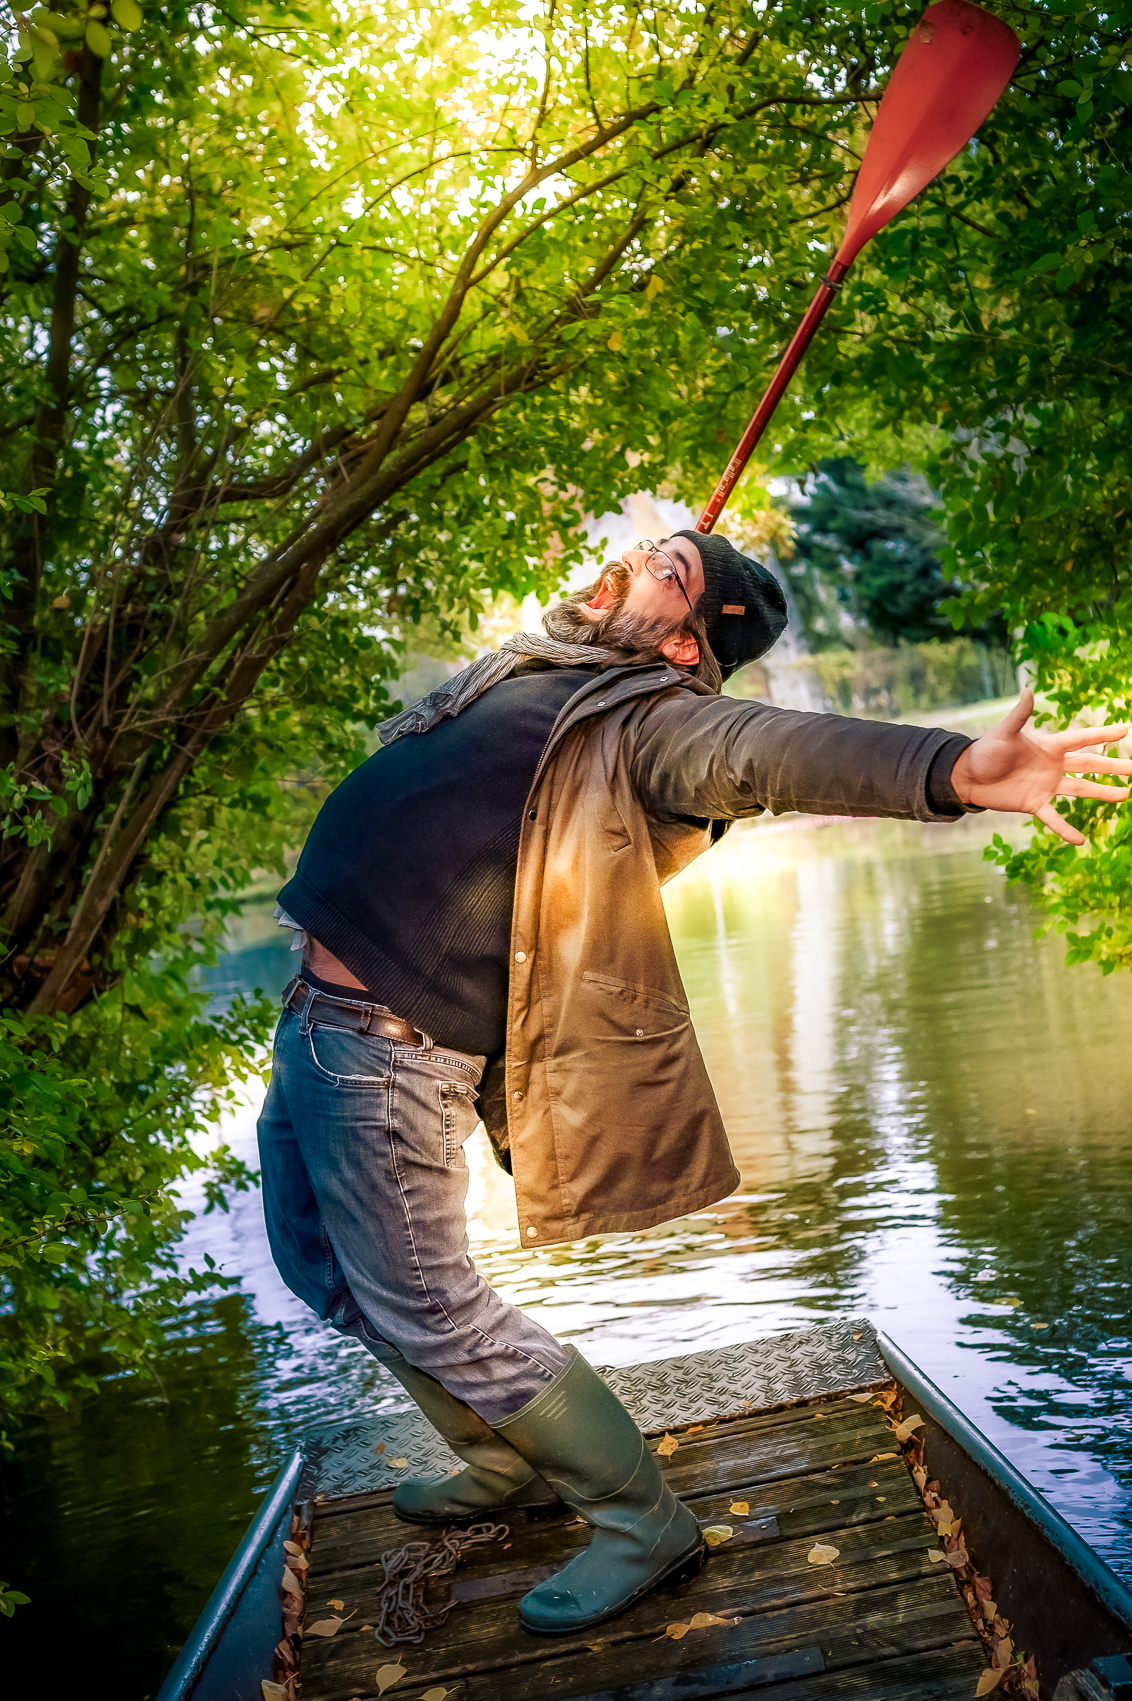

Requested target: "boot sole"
[{"left": 518, "top": 1535, "right": 708, "bottom": 1636}]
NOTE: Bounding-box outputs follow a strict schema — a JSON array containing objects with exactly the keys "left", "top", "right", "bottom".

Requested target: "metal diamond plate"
[
  {"left": 299, "top": 1317, "right": 887, "bottom": 1499},
  {"left": 599, "top": 1316, "right": 886, "bottom": 1435}
]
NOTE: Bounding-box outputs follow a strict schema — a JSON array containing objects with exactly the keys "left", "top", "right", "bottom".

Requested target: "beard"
[{"left": 542, "top": 565, "right": 686, "bottom": 657}]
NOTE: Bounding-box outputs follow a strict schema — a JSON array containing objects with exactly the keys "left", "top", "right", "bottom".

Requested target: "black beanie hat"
[{"left": 674, "top": 529, "right": 788, "bottom": 681}]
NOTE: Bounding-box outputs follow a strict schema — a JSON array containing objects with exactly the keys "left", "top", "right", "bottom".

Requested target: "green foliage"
[
  {"left": 785, "top": 458, "right": 987, "bottom": 649},
  {"left": 799, "top": 636, "right": 1015, "bottom": 720},
  {"left": 0, "top": 0, "right": 1130, "bottom": 1419}
]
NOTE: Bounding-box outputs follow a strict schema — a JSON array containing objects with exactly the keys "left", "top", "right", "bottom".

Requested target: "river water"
[{"left": 6, "top": 809, "right": 1132, "bottom": 1696}]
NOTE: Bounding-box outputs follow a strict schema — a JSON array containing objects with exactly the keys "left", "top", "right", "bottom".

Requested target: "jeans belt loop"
[{"left": 359, "top": 1004, "right": 374, "bottom": 1037}]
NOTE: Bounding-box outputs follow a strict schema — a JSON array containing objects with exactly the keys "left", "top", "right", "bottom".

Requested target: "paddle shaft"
[{"left": 695, "top": 258, "right": 850, "bottom": 534}]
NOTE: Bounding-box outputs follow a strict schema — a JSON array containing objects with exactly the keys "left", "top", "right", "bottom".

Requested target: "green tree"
[
  {"left": 785, "top": 457, "right": 959, "bottom": 648},
  {"left": 1, "top": 0, "right": 1130, "bottom": 1411}
]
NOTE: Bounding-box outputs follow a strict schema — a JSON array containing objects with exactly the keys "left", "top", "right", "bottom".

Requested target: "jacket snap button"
[
  {"left": 528, "top": 809, "right": 537, "bottom": 820},
  {"left": 514, "top": 950, "right": 527, "bottom": 963},
  {"left": 513, "top": 1090, "right": 524, "bottom": 1103},
  {"left": 635, "top": 1028, "right": 644, "bottom": 1037},
  {"left": 526, "top": 1225, "right": 538, "bottom": 1238}
]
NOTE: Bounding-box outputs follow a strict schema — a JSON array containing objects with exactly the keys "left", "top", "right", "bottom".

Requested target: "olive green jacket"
[{"left": 480, "top": 662, "right": 970, "bottom": 1248}]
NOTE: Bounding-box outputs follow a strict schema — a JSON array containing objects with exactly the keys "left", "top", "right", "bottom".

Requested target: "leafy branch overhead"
[{"left": 0, "top": 0, "right": 1129, "bottom": 1413}]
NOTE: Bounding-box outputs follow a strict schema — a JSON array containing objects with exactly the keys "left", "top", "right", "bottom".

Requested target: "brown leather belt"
[{"left": 282, "top": 974, "right": 425, "bottom": 1046}]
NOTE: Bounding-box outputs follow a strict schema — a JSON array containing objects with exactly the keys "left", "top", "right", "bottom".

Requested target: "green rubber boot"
[
  {"left": 386, "top": 1357, "right": 562, "bottom": 1525},
  {"left": 494, "top": 1347, "right": 705, "bottom": 1634}
]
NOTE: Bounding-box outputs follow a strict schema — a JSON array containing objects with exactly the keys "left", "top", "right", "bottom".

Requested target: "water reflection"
[{"left": 6, "top": 811, "right": 1132, "bottom": 1694}]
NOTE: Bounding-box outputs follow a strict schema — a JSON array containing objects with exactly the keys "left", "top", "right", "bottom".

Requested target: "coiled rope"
[{"left": 374, "top": 1521, "right": 510, "bottom": 1646}]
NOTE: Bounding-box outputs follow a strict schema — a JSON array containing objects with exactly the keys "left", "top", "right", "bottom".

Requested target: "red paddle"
[{"left": 696, "top": 0, "right": 1020, "bottom": 535}]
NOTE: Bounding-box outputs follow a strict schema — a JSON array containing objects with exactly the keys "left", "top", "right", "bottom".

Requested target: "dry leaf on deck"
[
  {"left": 975, "top": 1670, "right": 1005, "bottom": 1696},
  {"left": 328, "top": 1598, "right": 345, "bottom": 1610},
  {"left": 807, "top": 1543, "right": 839, "bottom": 1567},
  {"left": 689, "top": 1612, "right": 736, "bottom": 1628},
  {"left": 656, "top": 1433, "right": 679, "bottom": 1458},
  {"left": 665, "top": 1622, "right": 690, "bottom": 1640},
  {"left": 729, "top": 1501, "right": 749, "bottom": 1516},
  {"left": 376, "top": 1664, "right": 406, "bottom": 1694},
  {"left": 375, "top": 1442, "right": 386, "bottom": 1453},
  {"left": 847, "top": 1392, "right": 874, "bottom": 1402},
  {"left": 982, "top": 1600, "right": 997, "bottom": 1621},
  {"left": 262, "top": 1684, "right": 288, "bottom": 1700},
  {"left": 812, "top": 1410, "right": 827, "bottom": 1419},
  {"left": 927, "top": 1549, "right": 946, "bottom": 1563},
  {"left": 283, "top": 1540, "right": 304, "bottom": 1556},
  {"left": 422, "top": 1690, "right": 449, "bottom": 1701},
  {"left": 287, "top": 1551, "right": 309, "bottom": 1569},
  {"left": 281, "top": 1567, "right": 303, "bottom": 1596},
  {"left": 912, "top": 1466, "right": 928, "bottom": 1490},
  {"left": 931, "top": 1501, "right": 955, "bottom": 1524},
  {"left": 702, "top": 1525, "right": 734, "bottom": 1547},
  {"left": 389, "top": 1457, "right": 409, "bottom": 1470},
  {"left": 947, "top": 1544, "right": 969, "bottom": 1569},
  {"left": 587, "top": 1641, "right": 611, "bottom": 1653},
  {"left": 306, "top": 1617, "right": 346, "bottom": 1637},
  {"left": 893, "top": 1414, "right": 924, "bottom": 1442}
]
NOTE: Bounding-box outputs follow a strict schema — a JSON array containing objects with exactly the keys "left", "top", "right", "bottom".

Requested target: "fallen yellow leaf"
[
  {"left": 976, "top": 1670, "right": 1005, "bottom": 1695},
  {"left": 729, "top": 1501, "right": 749, "bottom": 1516},
  {"left": 376, "top": 1664, "right": 406, "bottom": 1695},
  {"left": 927, "top": 1549, "right": 946, "bottom": 1563},
  {"left": 702, "top": 1525, "right": 733, "bottom": 1547},
  {"left": 947, "top": 1544, "right": 969, "bottom": 1570},
  {"left": 328, "top": 1598, "right": 345, "bottom": 1611},
  {"left": 807, "top": 1542, "right": 839, "bottom": 1567},
  {"left": 587, "top": 1641, "right": 611, "bottom": 1653},
  {"left": 847, "top": 1392, "right": 874, "bottom": 1402},
  {"left": 283, "top": 1540, "right": 304, "bottom": 1556},
  {"left": 287, "top": 1551, "right": 309, "bottom": 1569},
  {"left": 869, "top": 1453, "right": 897, "bottom": 1462},
  {"left": 262, "top": 1684, "right": 288, "bottom": 1700},
  {"left": 375, "top": 1441, "right": 386, "bottom": 1453},
  {"left": 665, "top": 1622, "right": 690, "bottom": 1640},
  {"left": 893, "top": 1414, "right": 924, "bottom": 1442},
  {"left": 982, "top": 1600, "right": 997, "bottom": 1622},
  {"left": 281, "top": 1567, "right": 303, "bottom": 1596},
  {"left": 656, "top": 1433, "right": 679, "bottom": 1458},
  {"left": 388, "top": 1457, "right": 409, "bottom": 1470},
  {"left": 912, "top": 1466, "right": 928, "bottom": 1490},
  {"left": 306, "top": 1617, "right": 345, "bottom": 1637},
  {"left": 422, "top": 1690, "right": 449, "bottom": 1701},
  {"left": 689, "top": 1611, "right": 736, "bottom": 1628},
  {"left": 812, "top": 1410, "right": 828, "bottom": 1419}
]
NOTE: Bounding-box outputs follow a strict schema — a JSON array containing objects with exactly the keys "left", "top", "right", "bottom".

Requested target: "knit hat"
[{"left": 674, "top": 529, "right": 788, "bottom": 681}]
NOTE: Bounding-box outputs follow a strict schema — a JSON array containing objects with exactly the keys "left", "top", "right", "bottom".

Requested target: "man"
[{"left": 260, "top": 529, "right": 1129, "bottom": 1635}]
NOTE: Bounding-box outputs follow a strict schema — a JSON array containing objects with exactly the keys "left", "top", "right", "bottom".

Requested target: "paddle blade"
[{"left": 835, "top": 0, "right": 1019, "bottom": 268}]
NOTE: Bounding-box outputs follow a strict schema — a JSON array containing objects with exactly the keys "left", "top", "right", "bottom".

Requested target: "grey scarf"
[{"left": 376, "top": 632, "right": 622, "bottom": 746}]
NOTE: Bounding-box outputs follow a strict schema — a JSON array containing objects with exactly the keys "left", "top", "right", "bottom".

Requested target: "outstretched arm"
[{"left": 950, "top": 690, "right": 1131, "bottom": 844}]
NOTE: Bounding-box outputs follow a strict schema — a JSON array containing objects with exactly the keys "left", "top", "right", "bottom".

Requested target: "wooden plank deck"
[{"left": 297, "top": 1394, "right": 988, "bottom": 1701}]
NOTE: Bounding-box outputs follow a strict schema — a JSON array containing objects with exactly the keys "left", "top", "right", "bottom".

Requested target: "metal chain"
[{"left": 373, "top": 1521, "right": 511, "bottom": 1647}]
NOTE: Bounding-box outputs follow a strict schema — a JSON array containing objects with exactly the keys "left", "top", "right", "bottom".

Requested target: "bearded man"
[{"left": 259, "top": 529, "right": 1129, "bottom": 1636}]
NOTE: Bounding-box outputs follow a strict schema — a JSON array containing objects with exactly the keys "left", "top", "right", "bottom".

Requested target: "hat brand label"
[{"left": 721, "top": 604, "right": 746, "bottom": 616}]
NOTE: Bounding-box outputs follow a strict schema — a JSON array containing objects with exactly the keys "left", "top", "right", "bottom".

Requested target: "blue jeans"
[{"left": 256, "top": 1001, "right": 569, "bottom": 1423}]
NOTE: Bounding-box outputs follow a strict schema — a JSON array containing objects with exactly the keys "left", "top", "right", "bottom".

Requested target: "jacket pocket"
[{"left": 580, "top": 971, "right": 690, "bottom": 1040}]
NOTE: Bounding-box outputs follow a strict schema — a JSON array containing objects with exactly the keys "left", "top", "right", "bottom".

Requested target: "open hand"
[{"left": 950, "top": 690, "right": 1132, "bottom": 845}]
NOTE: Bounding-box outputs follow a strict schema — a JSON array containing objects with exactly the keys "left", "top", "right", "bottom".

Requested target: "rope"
[{"left": 373, "top": 1521, "right": 511, "bottom": 1647}]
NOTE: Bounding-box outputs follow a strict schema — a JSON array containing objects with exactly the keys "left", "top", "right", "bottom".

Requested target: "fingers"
[
  {"left": 996, "top": 689, "right": 1034, "bottom": 739},
  {"left": 1035, "top": 801, "right": 1086, "bottom": 845},
  {"left": 1062, "top": 754, "right": 1132, "bottom": 775},
  {"left": 1054, "top": 721, "right": 1131, "bottom": 752},
  {"left": 1056, "top": 778, "right": 1131, "bottom": 802}
]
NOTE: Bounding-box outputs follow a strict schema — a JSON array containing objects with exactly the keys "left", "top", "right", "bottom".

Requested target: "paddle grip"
[{"left": 695, "top": 258, "right": 851, "bottom": 535}]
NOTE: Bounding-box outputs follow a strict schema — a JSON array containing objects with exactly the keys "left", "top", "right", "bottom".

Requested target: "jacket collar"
[{"left": 529, "top": 662, "right": 712, "bottom": 797}]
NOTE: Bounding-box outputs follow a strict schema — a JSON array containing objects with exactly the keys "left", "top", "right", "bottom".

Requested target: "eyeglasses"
[{"left": 628, "top": 539, "right": 695, "bottom": 617}]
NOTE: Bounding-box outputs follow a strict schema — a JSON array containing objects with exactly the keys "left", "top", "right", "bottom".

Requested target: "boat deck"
[{"left": 297, "top": 1392, "right": 988, "bottom": 1701}]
